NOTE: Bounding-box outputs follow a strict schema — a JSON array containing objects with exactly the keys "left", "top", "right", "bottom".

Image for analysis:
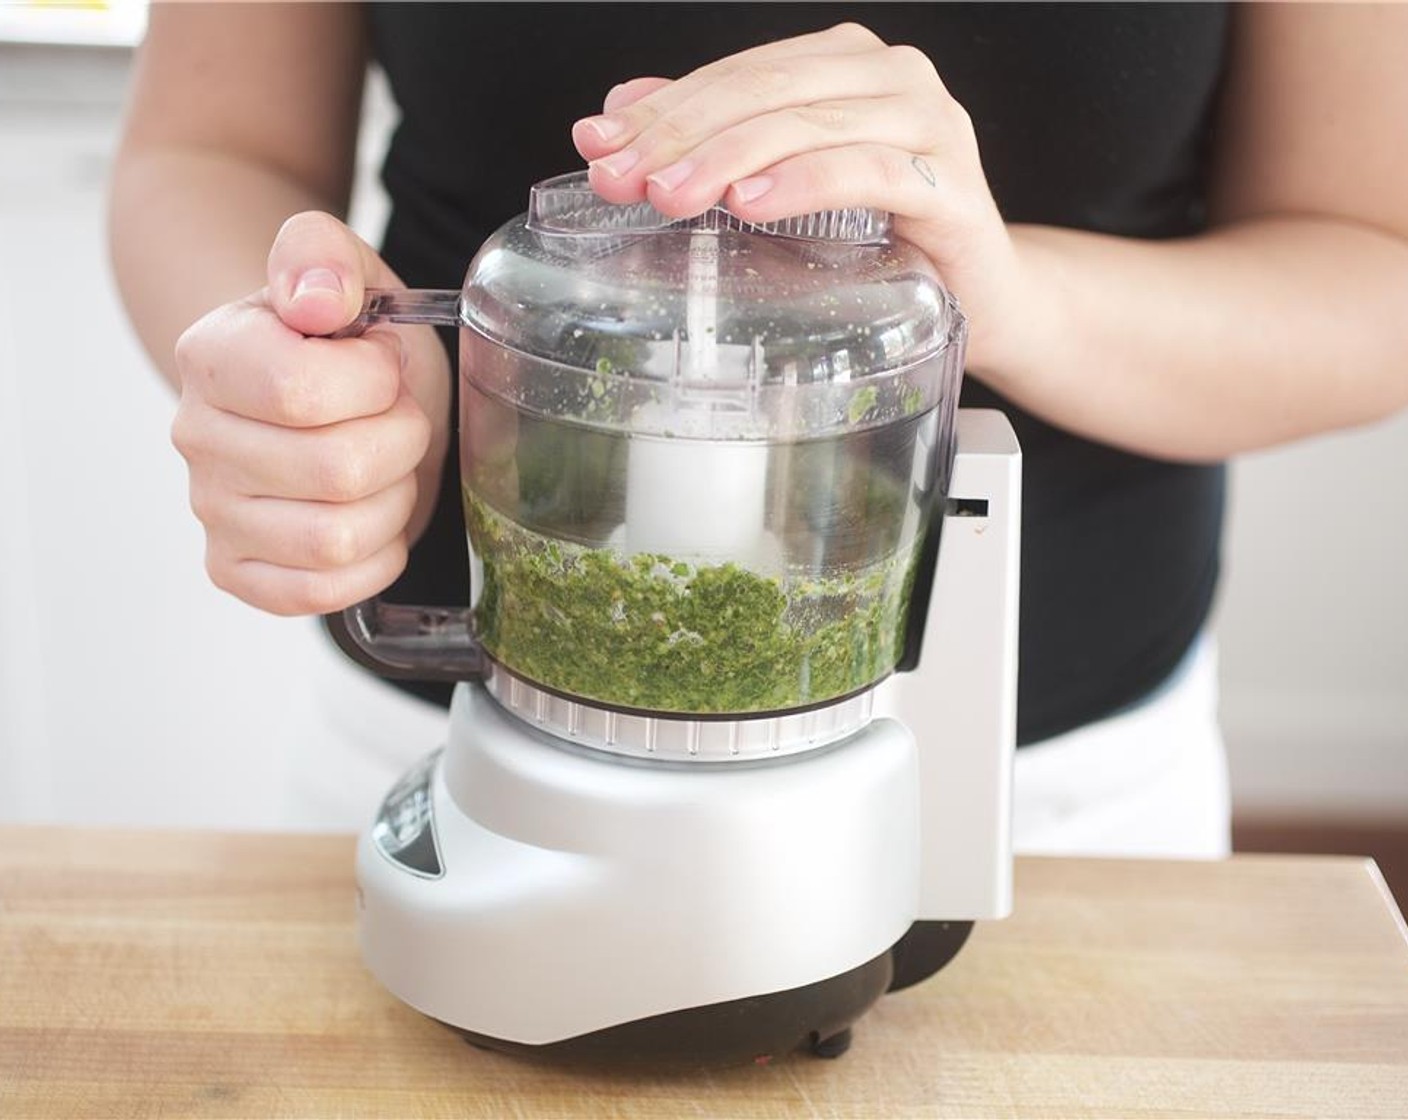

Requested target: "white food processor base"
[{"left": 356, "top": 684, "right": 967, "bottom": 1064}]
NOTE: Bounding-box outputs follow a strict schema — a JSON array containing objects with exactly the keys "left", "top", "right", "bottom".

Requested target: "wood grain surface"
[{"left": 2, "top": 826, "right": 1406, "bottom": 1119}]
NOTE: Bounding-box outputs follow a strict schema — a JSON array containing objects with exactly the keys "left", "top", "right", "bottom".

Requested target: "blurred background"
[{"left": 1, "top": 9, "right": 1404, "bottom": 898}]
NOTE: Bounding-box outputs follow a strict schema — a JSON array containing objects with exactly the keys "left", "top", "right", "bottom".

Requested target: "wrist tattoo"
[{"left": 911, "top": 155, "right": 937, "bottom": 187}]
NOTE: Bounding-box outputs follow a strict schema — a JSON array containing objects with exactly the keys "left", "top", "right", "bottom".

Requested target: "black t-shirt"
[{"left": 364, "top": 2, "right": 1230, "bottom": 745}]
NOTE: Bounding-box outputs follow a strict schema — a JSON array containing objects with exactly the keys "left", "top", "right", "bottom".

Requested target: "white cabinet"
[
  {"left": 1218, "top": 425, "right": 1408, "bottom": 817},
  {"left": 0, "top": 46, "right": 341, "bottom": 828}
]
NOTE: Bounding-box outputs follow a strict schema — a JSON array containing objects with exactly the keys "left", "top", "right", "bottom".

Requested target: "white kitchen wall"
[
  {"left": 1218, "top": 422, "right": 1408, "bottom": 817},
  {"left": 1, "top": 43, "right": 1404, "bottom": 830},
  {"left": 0, "top": 45, "right": 322, "bottom": 828},
  {"left": 0, "top": 44, "right": 396, "bottom": 830}
]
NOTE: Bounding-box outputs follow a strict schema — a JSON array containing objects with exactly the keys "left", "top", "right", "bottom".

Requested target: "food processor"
[{"left": 327, "top": 172, "right": 1020, "bottom": 1065}]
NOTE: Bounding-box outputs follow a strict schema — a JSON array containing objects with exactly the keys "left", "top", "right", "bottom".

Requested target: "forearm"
[
  {"left": 109, "top": 147, "right": 335, "bottom": 390},
  {"left": 991, "top": 216, "right": 1408, "bottom": 463}
]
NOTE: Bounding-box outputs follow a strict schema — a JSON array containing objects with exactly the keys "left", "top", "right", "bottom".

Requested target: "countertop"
[{"left": 2, "top": 826, "right": 1406, "bottom": 1119}]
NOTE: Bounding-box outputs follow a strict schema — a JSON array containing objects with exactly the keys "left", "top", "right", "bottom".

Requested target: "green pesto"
[
  {"left": 464, "top": 488, "right": 921, "bottom": 714},
  {"left": 846, "top": 385, "right": 879, "bottom": 425}
]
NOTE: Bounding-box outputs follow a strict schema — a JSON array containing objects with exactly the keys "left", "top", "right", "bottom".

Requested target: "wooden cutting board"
[{"left": 2, "top": 826, "right": 1406, "bottom": 1119}]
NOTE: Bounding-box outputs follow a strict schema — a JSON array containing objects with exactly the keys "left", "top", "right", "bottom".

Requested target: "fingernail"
[
  {"left": 577, "top": 114, "right": 625, "bottom": 144},
  {"left": 732, "top": 175, "right": 774, "bottom": 204},
  {"left": 647, "top": 158, "right": 696, "bottom": 193},
  {"left": 593, "top": 148, "right": 641, "bottom": 179},
  {"left": 293, "top": 268, "right": 343, "bottom": 301}
]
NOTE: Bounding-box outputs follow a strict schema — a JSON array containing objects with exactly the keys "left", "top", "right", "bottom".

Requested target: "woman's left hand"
[{"left": 570, "top": 22, "right": 1038, "bottom": 376}]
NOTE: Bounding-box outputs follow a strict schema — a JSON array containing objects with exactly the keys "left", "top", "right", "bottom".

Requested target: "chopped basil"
[{"left": 464, "top": 488, "right": 920, "bottom": 714}]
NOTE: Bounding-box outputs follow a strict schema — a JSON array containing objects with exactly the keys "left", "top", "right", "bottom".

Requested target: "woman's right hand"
[{"left": 171, "top": 212, "right": 452, "bottom": 616}]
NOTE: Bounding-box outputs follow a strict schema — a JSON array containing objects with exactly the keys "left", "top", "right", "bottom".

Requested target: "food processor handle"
[
  {"left": 319, "top": 288, "right": 484, "bottom": 681},
  {"left": 329, "top": 288, "right": 463, "bottom": 338},
  {"left": 324, "top": 600, "right": 488, "bottom": 682}
]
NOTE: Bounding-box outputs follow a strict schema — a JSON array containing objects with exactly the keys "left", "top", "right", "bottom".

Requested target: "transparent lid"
[{"left": 459, "top": 172, "right": 965, "bottom": 441}]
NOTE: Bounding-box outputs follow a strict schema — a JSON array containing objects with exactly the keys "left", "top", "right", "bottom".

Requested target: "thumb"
[{"left": 266, "top": 210, "right": 402, "bottom": 338}]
